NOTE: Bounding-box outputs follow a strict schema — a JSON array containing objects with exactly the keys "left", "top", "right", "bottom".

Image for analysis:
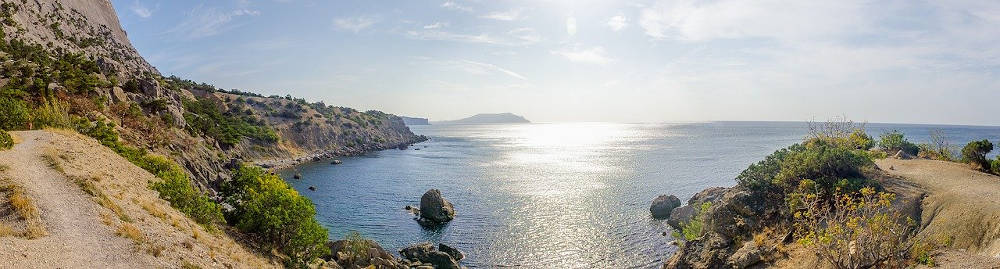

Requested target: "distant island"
[
  {"left": 401, "top": 116, "right": 430, "bottom": 125},
  {"left": 432, "top": 113, "right": 531, "bottom": 125}
]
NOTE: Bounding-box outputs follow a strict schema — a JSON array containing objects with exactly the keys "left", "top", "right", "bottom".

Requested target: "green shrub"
[
  {"left": 961, "top": 140, "right": 994, "bottom": 171},
  {"left": 342, "top": 231, "right": 373, "bottom": 261},
  {"left": 0, "top": 97, "right": 30, "bottom": 130},
  {"left": 0, "top": 129, "right": 12, "bottom": 150},
  {"left": 223, "top": 165, "right": 329, "bottom": 264},
  {"left": 993, "top": 158, "right": 1000, "bottom": 175},
  {"left": 878, "top": 130, "right": 918, "bottom": 155},
  {"left": 847, "top": 129, "right": 874, "bottom": 150},
  {"left": 672, "top": 202, "right": 712, "bottom": 241},
  {"left": 775, "top": 139, "right": 873, "bottom": 192}
]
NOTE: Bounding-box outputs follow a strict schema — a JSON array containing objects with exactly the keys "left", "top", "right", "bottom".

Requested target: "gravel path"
[
  {"left": 0, "top": 131, "right": 154, "bottom": 268},
  {"left": 877, "top": 158, "right": 1000, "bottom": 267}
]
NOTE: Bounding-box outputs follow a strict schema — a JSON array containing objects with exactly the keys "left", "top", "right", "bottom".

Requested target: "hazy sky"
[{"left": 111, "top": 0, "right": 1000, "bottom": 125}]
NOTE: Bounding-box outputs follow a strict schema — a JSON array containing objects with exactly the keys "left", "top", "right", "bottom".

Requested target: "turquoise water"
[{"left": 279, "top": 121, "right": 1000, "bottom": 268}]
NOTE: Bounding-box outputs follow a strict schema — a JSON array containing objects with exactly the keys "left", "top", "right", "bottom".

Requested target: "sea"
[{"left": 278, "top": 121, "right": 1000, "bottom": 268}]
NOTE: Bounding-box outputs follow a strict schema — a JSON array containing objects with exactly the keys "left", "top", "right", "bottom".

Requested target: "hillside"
[
  {"left": 432, "top": 113, "right": 530, "bottom": 125},
  {"left": 0, "top": 0, "right": 425, "bottom": 192},
  {"left": 0, "top": 130, "right": 276, "bottom": 268}
]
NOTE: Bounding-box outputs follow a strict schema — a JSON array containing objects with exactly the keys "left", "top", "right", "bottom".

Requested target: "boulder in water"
[
  {"left": 308, "top": 186, "right": 316, "bottom": 191},
  {"left": 419, "top": 189, "right": 455, "bottom": 224},
  {"left": 650, "top": 195, "right": 682, "bottom": 219},
  {"left": 438, "top": 243, "right": 464, "bottom": 261},
  {"left": 293, "top": 173, "right": 302, "bottom": 179},
  {"left": 331, "top": 159, "right": 343, "bottom": 165}
]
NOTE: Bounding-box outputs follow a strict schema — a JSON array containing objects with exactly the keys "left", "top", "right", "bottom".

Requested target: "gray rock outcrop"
[
  {"left": 419, "top": 189, "right": 455, "bottom": 224},
  {"left": 399, "top": 242, "right": 461, "bottom": 269},
  {"left": 651, "top": 195, "right": 682, "bottom": 219}
]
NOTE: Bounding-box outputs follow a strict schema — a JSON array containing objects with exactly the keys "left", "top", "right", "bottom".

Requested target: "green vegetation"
[
  {"left": 732, "top": 121, "right": 925, "bottom": 267},
  {"left": 0, "top": 97, "right": 29, "bottom": 130},
  {"left": 878, "top": 130, "right": 918, "bottom": 156},
  {"left": 73, "top": 118, "right": 224, "bottom": 226},
  {"left": 183, "top": 97, "right": 278, "bottom": 147},
  {"left": 0, "top": 129, "right": 12, "bottom": 150},
  {"left": 342, "top": 231, "right": 373, "bottom": 262},
  {"left": 961, "top": 139, "right": 993, "bottom": 172},
  {"left": 672, "top": 202, "right": 711, "bottom": 241},
  {"left": 222, "top": 165, "right": 329, "bottom": 265}
]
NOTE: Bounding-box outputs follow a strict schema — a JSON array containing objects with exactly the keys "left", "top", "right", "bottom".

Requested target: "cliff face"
[{"left": 0, "top": 0, "right": 425, "bottom": 193}]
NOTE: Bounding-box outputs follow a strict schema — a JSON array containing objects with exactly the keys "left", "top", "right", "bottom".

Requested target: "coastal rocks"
[
  {"left": 651, "top": 195, "right": 682, "bottom": 219},
  {"left": 324, "top": 239, "right": 407, "bottom": 269},
  {"left": 438, "top": 243, "right": 464, "bottom": 261},
  {"left": 668, "top": 187, "right": 729, "bottom": 230},
  {"left": 418, "top": 189, "right": 455, "bottom": 225},
  {"left": 666, "top": 187, "right": 767, "bottom": 268},
  {"left": 399, "top": 242, "right": 462, "bottom": 269},
  {"left": 727, "top": 241, "right": 763, "bottom": 268}
]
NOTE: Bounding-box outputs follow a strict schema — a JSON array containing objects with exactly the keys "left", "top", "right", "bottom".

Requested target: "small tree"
[
  {"left": 961, "top": 140, "right": 994, "bottom": 171},
  {"left": 878, "top": 130, "right": 918, "bottom": 156}
]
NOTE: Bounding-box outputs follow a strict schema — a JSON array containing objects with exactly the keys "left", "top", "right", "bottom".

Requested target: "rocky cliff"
[{"left": 0, "top": 0, "right": 425, "bottom": 193}]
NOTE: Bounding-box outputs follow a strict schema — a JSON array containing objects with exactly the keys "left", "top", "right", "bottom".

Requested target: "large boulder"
[
  {"left": 667, "top": 205, "right": 696, "bottom": 230},
  {"left": 687, "top": 187, "right": 728, "bottom": 205},
  {"left": 419, "top": 189, "right": 455, "bottom": 224},
  {"left": 650, "top": 195, "right": 682, "bottom": 219},
  {"left": 438, "top": 243, "right": 464, "bottom": 261},
  {"left": 399, "top": 242, "right": 461, "bottom": 269}
]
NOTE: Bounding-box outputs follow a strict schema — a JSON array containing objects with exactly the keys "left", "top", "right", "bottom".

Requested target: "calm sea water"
[{"left": 279, "top": 121, "right": 1000, "bottom": 268}]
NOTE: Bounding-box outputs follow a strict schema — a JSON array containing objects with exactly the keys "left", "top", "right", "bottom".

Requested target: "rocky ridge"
[{"left": 0, "top": 0, "right": 426, "bottom": 193}]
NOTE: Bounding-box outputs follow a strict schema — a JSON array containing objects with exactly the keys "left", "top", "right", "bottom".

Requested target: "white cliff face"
[{"left": 2, "top": 0, "right": 157, "bottom": 78}]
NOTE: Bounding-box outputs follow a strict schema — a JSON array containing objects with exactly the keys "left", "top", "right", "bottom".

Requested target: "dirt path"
[
  {"left": 876, "top": 158, "right": 1000, "bottom": 266},
  {"left": 0, "top": 130, "right": 155, "bottom": 267}
]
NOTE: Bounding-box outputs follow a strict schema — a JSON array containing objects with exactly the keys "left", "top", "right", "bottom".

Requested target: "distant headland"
[
  {"left": 432, "top": 113, "right": 531, "bottom": 125},
  {"left": 400, "top": 116, "right": 430, "bottom": 125}
]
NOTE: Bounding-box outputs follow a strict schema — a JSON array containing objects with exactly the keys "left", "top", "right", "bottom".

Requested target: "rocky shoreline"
[{"left": 255, "top": 136, "right": 429, "bottom": 170}]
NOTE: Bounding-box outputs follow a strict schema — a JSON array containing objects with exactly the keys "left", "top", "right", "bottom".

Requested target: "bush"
[
  {"left": 993, "top": 158, "right": 1000, "bottom": 175},
  {"left": 0, "top": 97, "right": 30, "bottom": 130},
  {"left": 961, "top": 140, "right": 994, "bottom": 171},
  {"left": 878, "top": 130, "right": 918, "bottom": 156},
  {"left": 847, "top": 129, "right": 874, "bottom": 150},
  {"left": 0, "top": 129, "right": 12, "bottom": 150},
  {"left": 672, "top": 202, "right": 711, "bottom": 241},
  {"left": 775, "top": 139, "right": 873, "bottom": 192},
  {"left": 223, "top": 165, "right": 329, "bottom": 264},
  {"left": 795, "top": 187, "right": 914, "bottom": 268}
]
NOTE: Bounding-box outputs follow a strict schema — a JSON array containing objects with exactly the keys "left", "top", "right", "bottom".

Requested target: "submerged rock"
[
  {"left": 308, "top": 186, "right": 316, "bottom": 191},
  {"left": 651, "top": 195, "right": 682, "bottom": 219},
  {"left": 419, "top": 189, "right": 455, "bottom": 224},
  {"left": 331, "top": 159, "right": 343, "bottom": 165},
  {"left": 293, "top": 173, "right": 302, "bottom": 179}
]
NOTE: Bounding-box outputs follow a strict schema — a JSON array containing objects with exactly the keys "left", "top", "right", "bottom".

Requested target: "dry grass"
[
  {"left": 0, "top": 179, "right": 47, "bottom": 238},
  {"left": 117, "top": 223, "right": 145, "bottom": 244},
  {"left": 40, "top": 148, "right": 66, "bottom": 174}
]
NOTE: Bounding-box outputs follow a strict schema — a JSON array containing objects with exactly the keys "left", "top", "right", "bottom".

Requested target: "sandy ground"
[
  {"left": 877, "top": 158, "right": 1000, "bottom": 268},
  {"left": 0, "top": 130, "right": 277, "bottom": 268}
]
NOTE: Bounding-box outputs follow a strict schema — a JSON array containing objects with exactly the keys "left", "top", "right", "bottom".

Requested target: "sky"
[{"left": 111, "top": 0, "right": 1000, "bottom": 125}]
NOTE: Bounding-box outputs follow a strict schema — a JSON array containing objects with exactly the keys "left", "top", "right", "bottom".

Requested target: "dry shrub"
[
  {"left": 795, "top": 187, "right": 914, "bottom": 269},
  {"left": 9, "top": 188, "right": 38, "bottom": 220},
  {"left": 117, "top": 222, "right": 144, "bottom": 244},
  {"left": 0, "top": 223, "right": 14, "bottom": 236}
]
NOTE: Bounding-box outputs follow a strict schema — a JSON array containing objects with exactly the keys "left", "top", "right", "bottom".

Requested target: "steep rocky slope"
[
  {"left": 0, "top": 0, "right": 425, "bottom": 192},
  {"left": 0, "top": 130, "right": 277, "bottom": 268}
]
